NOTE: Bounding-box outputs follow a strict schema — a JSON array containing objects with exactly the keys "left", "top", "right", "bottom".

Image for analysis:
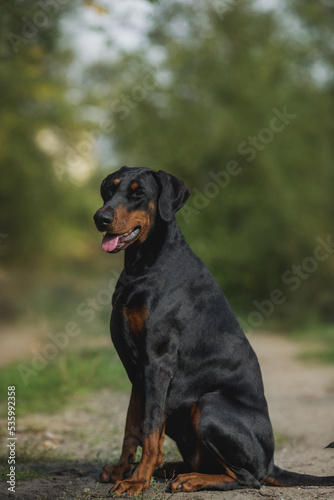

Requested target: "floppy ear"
[{"left": 155, "top": 170, "right": 191, "bottom": 222}]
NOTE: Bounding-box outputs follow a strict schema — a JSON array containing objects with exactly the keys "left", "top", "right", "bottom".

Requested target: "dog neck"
[{"left": 123, "top": 217, "right": 185, "bottom": 276}]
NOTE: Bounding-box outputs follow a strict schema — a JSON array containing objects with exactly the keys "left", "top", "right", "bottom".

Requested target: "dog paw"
[
  {"left": 100, "top": 463, "right": 131, "bottom": 483},
  {"left": 109, "top": 478, "right": 150, "bottom": 497},
  {"left": 170, "top": 473, "right": 204, "bottom": 492}
]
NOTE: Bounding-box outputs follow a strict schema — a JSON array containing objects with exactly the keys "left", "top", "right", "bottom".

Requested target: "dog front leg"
[
  {"left": 100, "top": 386, "right": 143, "bottom": 483},
  {"left": 110, "top": 363, "right": 171, "bottom": 497}
]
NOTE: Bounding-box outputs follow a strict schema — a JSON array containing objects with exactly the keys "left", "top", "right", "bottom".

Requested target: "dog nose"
[{"left": 94, "top": 210, "right": 114, "bottom": 229}]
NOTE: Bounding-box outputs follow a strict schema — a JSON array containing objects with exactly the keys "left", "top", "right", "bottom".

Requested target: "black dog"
[{"left": 94, "top": 166, "right": 334, "bottom": 496}]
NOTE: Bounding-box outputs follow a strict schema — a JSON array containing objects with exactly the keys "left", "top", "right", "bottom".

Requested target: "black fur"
[{"left": 94, "top": 166, "right": 334, "bottom": 496}]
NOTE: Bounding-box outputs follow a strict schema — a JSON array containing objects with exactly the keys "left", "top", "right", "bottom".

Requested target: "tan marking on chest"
[{"left": 123, "top": 306, "right": 148, "bottom": 337}]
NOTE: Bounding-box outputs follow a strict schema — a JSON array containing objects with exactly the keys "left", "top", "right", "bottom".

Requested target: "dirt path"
[
  {"left": 0, "top": 324, "right": 46, "bottom": 367},
  {"left": 1, "top": 332, "right": 334, "bottom": 499}
]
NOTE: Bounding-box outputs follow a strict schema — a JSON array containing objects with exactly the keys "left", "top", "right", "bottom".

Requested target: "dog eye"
[{"left": 133, "top": 188, "right": 144, "bottom": 197}]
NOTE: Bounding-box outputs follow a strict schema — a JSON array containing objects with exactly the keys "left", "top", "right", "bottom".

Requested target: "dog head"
[{"left": 94, "top": 166, "right": 190, "bottom": 253}]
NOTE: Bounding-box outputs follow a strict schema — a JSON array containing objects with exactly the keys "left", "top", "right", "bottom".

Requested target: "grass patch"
[
  {"left": 273, "top": 432, "right": 290, "bottom": 450},
  {"left": 0, "top": 346, "right": 129, "bottom": 417},
  {"left": 15, "top": 469, "right": 45, "bottom": 481},
  {"left": 290, "top": 323, "right": 334, "bottom": 364},
  {"left": 0, "top": 449, "right": 51, "bottom": 481},
  {"left": 58, "top": 483, "right": 111, "bottom": 500},
  {"left": 299, "top": 347, "right": 334, "bottom": 364},
  {"left": 17, "top": 469, "right": 45, "bottom": 480},
  {"left": 290, "top": 323, "right": 334, "bottom": 342},
  {"left": 11, "top": 441, "right": 71, "bottom": 464},
  {"left": 0, "top": 465, "right": 46, "bottom": 482}
]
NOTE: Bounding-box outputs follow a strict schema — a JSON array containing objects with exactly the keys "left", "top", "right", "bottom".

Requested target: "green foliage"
[
  {"left": 293, "top": 324, "right": 334, "bottom": 364},
  {"left": 1, "top": 0, "right": 334, "bottom": 328},
  {"left": 0, "top": 1, "right": 106, "bottom": 320},
  {"left": 299, "top": 346, "right": 334, "bottom": 365},
  {"left": 83, "top": 0, "right": 334, "bottom": 324},
  {"left": 0, "top": 467, "right": 45, "bottom": 482},
  {"left": 0, "top": 347, "right": 129, "bottom": 416},
  {"left": 0, "top": 0, "right": 97, "bottom": 270}
]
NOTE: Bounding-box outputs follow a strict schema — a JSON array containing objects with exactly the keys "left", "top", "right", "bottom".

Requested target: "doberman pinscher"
[{"left": 94, "top": 166, "right": 334, "bottom": 496}]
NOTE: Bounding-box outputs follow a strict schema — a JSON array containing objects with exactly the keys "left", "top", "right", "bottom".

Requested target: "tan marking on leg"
[
  {"left": 110, "top": 426, "right": 165, "bottom": 497},
  {"left": 100, "top": 387, "right": 143, "bottom": 483},
  {"left": 158, "top": 424, "right": 165, "bottom": 467},
  {"left": 263, "top": 476, "right": 284, "bottom": 487},
  {"left": 170, "top": 472, "right": 237, "bottom": 492},
  {"left": 189, "top": 402, "right": 204, "bottom": 471}
]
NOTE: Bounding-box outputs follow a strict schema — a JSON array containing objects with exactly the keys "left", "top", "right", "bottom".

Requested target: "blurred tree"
[
  {"left": 0, "top": 0, "right": 97, "bottom": 271},
  {"left": 84, "top": 0, "right": 334, "bottom": 324},
  {"left": 0, "top": 0, "right": 105, "bottom": 321}
]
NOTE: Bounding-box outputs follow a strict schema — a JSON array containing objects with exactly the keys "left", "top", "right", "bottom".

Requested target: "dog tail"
[
  {"left": 264, "top": 464, "right": 334, "bottom": 487},
  {"left": 265, "top": 443, "right": 334, "bottom": 487}
]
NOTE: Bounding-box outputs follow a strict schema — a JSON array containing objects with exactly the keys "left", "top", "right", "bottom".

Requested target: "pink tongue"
[{"left": 102, "top": 234, "right": 119, "bottom": 252}]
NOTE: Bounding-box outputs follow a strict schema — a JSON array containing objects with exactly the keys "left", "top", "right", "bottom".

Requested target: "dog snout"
[{"left": 94, "top": 209, "right": 114, "bottom": 231}]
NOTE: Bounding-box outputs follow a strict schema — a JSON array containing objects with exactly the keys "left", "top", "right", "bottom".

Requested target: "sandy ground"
[{"left": 0, "top": 332, "right": 334, "bottom": 499}]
